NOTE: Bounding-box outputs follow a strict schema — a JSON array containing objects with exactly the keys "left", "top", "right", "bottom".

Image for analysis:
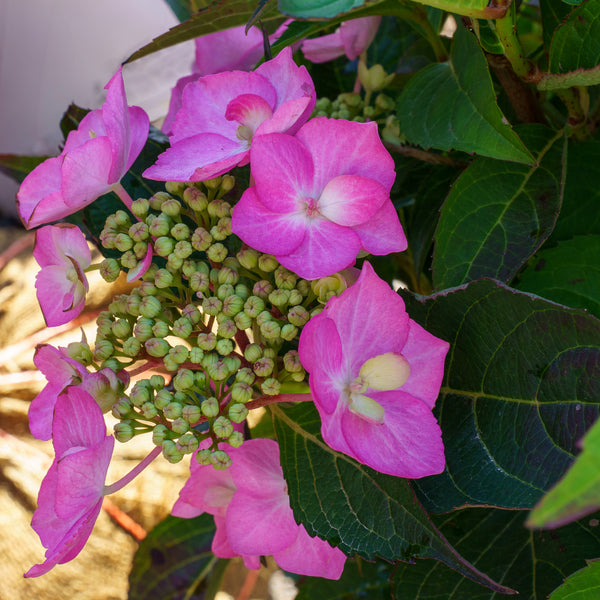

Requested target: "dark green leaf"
[
  {"left": 397, "top": 26, "right": 533, "bottom": 165},
  {"left": 126, "top": 0, "right": 284, "bottom": 63},
  {"left": 548, "top": 561, "right": 600, "bottom": 600},
  {"left": 431, "top": 126, "right": 565, "bottom": 290},
  {"left": 296, "top": 558, "right": 393, "bottom": 600},
  {"left": 129, "top": 514, "right": 223, "bottom": 600},
  {"left": 247, "top": 0, "right": 276, "bottom": 29},
  {"left": 60, "top": 103, "right": 90, "bottom": 138},
  {"left": 0, "top": 154, "right": 48, "bottom": 184},
  {"left": 399, "top": 279, "right": 600, "bottom": 512},
  {"left": 393, "top": 508, "right": 600, "bottom": 599},
  {"left": 550, "top": 141, "right": 600, "bottom": 242},
  {"left": 272, "top": 402, "right": 513, "bottom": 594},
  {"left": 516, "top": 235, "right": 600, "bottom": 319},
  {"left": 540, "top": 0, "right": 572, "bottom": 50}
]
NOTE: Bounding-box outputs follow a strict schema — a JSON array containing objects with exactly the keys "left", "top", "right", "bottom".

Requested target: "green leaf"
[
  {"left": 126, "top": 0, "right": 285, "bottom": 63},
  {"left": 399, "top": 279, "right": 600, "bottom": 512},
  {"left": 272, "top": 402, "right": 514, "bottom": 594},
  {"left": 296, "top": 558, "right": 393, "bottom": 600},
  {"left": 538, "top": 0, "right": 600, "bottom": 89},
  {"left": 528, "top": 418, "right": 600, "bottom": 529},
  {"left": 129, "top": 514, "right": 224, "bottom": 600},
  {"left": 431, "top": 127, "right": 565, "bottom": 290},
  {"left": 549, "top": 561, "right": 600, "bottom": 600},
  {"left": 278, "top": 0, "right": 509, "bottom": 18},
  {"left": 550, "top": 141, "right": 600, "bottom": 242},
  {"left": 397, "top": 26, "right": 533, "bottom": 165},
  {"left": 60, "top": 103, "right": 90, "bottom": 138},
  {"left": 516, "top": 235, "right": 600, "bottom": 319},
  {"left": 0, "top": 153, "right": 48, "bottom": 184},
  {"left": 540, "top": 0, "right": 572, "bottom": 50},
  {"left": 392, "top": 508, "right": 600, "bottom": 599}
]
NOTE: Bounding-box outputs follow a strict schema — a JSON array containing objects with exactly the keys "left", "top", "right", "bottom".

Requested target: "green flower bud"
[
  {"left": 154, "top": 268, "right": 174, "bottom": 289},
  {"left": 252, "top": 280, "right": 273, "bottom": 299},
  {"left": 234, "top": 283, "right": 250, "bottom": 300},
  {"left": 283, "top": 350, "right": 302, "bottom": 372},
  {"left": 191, "top": 227, "right": 212, "bottom": 252},
  {"left": 196, "top": 448, "right": 212, "bottom": 465},
  {"left": 213, "top": 416, "right": 233, "bottom": 439},
  {"left": 202, "top": 297, "right": 222, "bottom": 316},
  {"left": 210, "top": 450, "right": 232, "bottom": 470},
  {"left": 217, "top": 283, "right": 235, "bottom": 301},
  {"left": 287, "top": 289, "right": 303, "bottom": 306},
  {"left": 174, "top": 240, "right": 193, "bottom": 260},
  {"left": 375, "top": 93, "right": 395, "bottom": 112},
  {"left": 113, "top": 210, "right": 130, "bottom": 227},
  {"left": 133, "top": 317, "right": 154, "bottom": 341},
  {"left": 131, "top": 197, "right": 149, "bottom": 218},
  {"left": 150, "top": 375, "right": 165, "bottom": 390},
  {"left": 189, "top": 271, "right": 210, "bottom": 293},
  {"left": 224, "top": 356, "right": 241, "bottom": 374},
  {"left": 114, "top": 422, "right": 135, "bottom": 443},
  {"left": 281, "top": 323, "right": 299, "bottom": 341},
  {"left": 228, "top": 431, "right": 244, "bottom": 448},
  {"left": 287, "top": 305, "right": 310, "bottom": 327},
  {"left": 190, "top": 347, "right": 204, "bottom": 363},
  {"left": 237, "top": 247, "right": 259, "bottom": 270},
  {"left": 244, "top": 344, "right": 263, "bottom": 363},
  {"left": 122, "top": 336, "right": 142, "bottom": 357},
  {"left": 207, "top": 243, "right": 227, "bottom": 263},
  {"left": 244, "top": 296, "right": 265, "bottom": 318},
  {"left": 217, "top": 318, "right": 236, "bottom": 339},
  {"left": 67, "top": 341, "right": 93, "bottom": 365},
  {"left": 260, "top": 320, "right": 281, "bottom": 340},
  {"left": 171, "top": 417, "right": 190, "bottom": 434},
  {"left": 253, "top": 357, "right": 274, "bottom": 377},
  {"left": 163, "top": 401, "right": 183, "bottom": 420},
  {"left": 148, "top": 214, "right": 171, "bottom": 237},
  {"left": 182, "top": 259, "right": 197, "bottom": 278},
  {"left": 123, "top": 295, "right": 140, "bottom": 318},
  {"left": 166, "top": 253, "right": 184, "bottom": 273},
  {"left": 207, "top": 358, "right": 229, "bottom": 381},
  {"left": 100, "top": 258, "right": 121, "bottom": 282},
  {"left": 207, "top": 197, "right": 224, "bottom": 216},
  {"left": 114, "top": 233, "right": 134, "bottom": 252},
  {"left": 210, "top": 224, "right": 227, "bottom": 241},
  {"left": 177, "top": 433, "right": 199, "bottom": 454},
  {"left": 202, "top": 352, "right": 219, "bottom": 370},
  {"left": 182, "top": 304, "right": 201, "bottom": 324},
  {"left": 130, "top": 381, "right": 152, "bottom": 407},
  {"left": 228, "top": 403, "right": 248, "bottom": 424},
  {"left": 201, "top": 397, "right": 219, "bottom": 418},
  {"left": 161, "top": 198, "right": 181, "bottom": 217},
  {"left": 236, "top": 367, "right": 255, "bottom": 385},
  {"left": 258, "top": 254, "right": 278, "bottom": 272},
  {"left": 220, "top": 174, "right": 235, "bottom": 195},
  {"left": 171, "top": 317, "right": 193, "bottom": 338},
  {"left": 139, "top": 282, "right": 157, "bottom": 297},
  {"left": 261, "top": 377, "right": 281, "bottom": 395},
  {"left": 94, "top": 339, "right": 114, "bottom": 362},
  {"left": 154, "top": 236, "right": 175, "bottom": 258},
  {"left": 148, "top": 191, "right": 172, "bottom": 210},
  {"left": 153, "top": 389, "right": 171, "bottom": 409},
  {"left": 209, "top": 268, "right": 220, "bottom": 285},
  {"left": 263, "top": 347, "right": 276, "bottom": 359},
  {"left": 142, "top": 263, "right": 159, "bottom": 282},
  {"left": 182, "top": 404, "right": 202, "bottom": 424},
  {"left": 140, "top": 296, "right": 162, "bottom": 319},
  {"left": 222, "top": 295, "right": 244, "bottom": 317},
  {"left": 145, "top": 337, "right": 170, "bottom": 357},
  {"left": 120, "top": 251, "right": 138, "bottom": 270},
  {"left": 216, "top": 338, "right": 234, "bottom": 356},
  {"left": 141, "top": 401, "right": 159, "bottom": 419},
  {"left": 101, "top": 357, "right": 122, "bottom": 372},
  {"left": 363, "top": 105, "right": 375, "bottom": 119},
  {"left": 173, "top": 369, "right": 195, "bottom": 391},
  {"left": 183, "top": 187, "right": 208, "bottom": 211},
  {"left": 218, "top": 266, "right": 238, "bottom": 286},
  {"left": 231, "top": 382, "right": 253, "bottom": 404},
  {"left": 291, "top": 371, "right": 306, "bottom": 382},
  {"left": 204, "top": 176, "right": 222, "bottom": 191},
  {"left": 234, "top": 311, "right": 252, "bottom": 330},
  {"left": 274, "top": 267, "right": 297, "bottom": 290},
  {"left": 129, "top": 222, "right": 149, "bottom": 242},
  {"left": 100, "top": 227, "right": 117, "bottom": 249},
  {"left": 163, "top": 356, "right": 178, "bottom": 372},
  {"left": 198, "top": 332, "right": 217, "bottom": 351},
  {"left": 152, "top": 320, "right": 170, "bottom": 338},
  {"left": 112, "top": 397, "right": 134, "bottom": 419},
  {"left": 111, "top": 319, "right": 131, "bottom": 339},
  {"left": 168, "top": 345, "right": 189, "bottom": 364},
  {"left": 162, "top": 439, "right": 184, "bottom": 463},
  {"left": 151, "top": 424, "right": 169, "bottom": 445},
  {"left": 269, "top": 289, "right": 290, "bottom": 308},
  {"left": 256, "top": 310, "right": 273, "bottom": 326}
]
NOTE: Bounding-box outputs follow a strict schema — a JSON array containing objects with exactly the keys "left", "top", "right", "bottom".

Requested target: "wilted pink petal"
[
  {"left": 231, "top": 118, "right": 405, "bottom": 279},
  {"left": 17, "top": 68, "right": 149, "bottom": 229},
  {"left": 299, "top": 262, "right": 449, "bottom": 478}
]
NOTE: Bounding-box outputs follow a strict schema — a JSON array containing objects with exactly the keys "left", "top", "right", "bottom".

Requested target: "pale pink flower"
[
  {"left": 231, "top": 117, "right": 406, "bottom": 279},
  {"left": 33, "top": 224, "right": 91, "bottom": 327},
  {"left": 299, "top": 262, "right": 449, "bottom": 478},
  {"left": 144, "top": 47, "right": 315, "bottom": 182},
  {"left": 17, "top": 67, "right": 149, "bottom": 229},
  {"left": 172, "top": 438, "right": 346, "bottom": 579},
  {"left": 302, "top": 17, "right": 381, "bottom": 63},
  {"left": 25, "top": 387, "right": 114, "bottom": 577}
]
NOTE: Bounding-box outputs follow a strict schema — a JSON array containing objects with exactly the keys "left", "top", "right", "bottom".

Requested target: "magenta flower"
[
  {"left": 26, "top": 387, "right": 114, "bottom": 578},
  {"left": 299, "top": 262, "right": 449, "bottom": 478},
  {"left": 231, "top": 117, "right": 406, "bottom": 279},
  {"left": 172, "top": 439, "right": 346, "bottom": 579},
  {"left": 33, "top": 224, "right": 91, "bottom": 327},
  {"left": 17, "top": 67, "right": 149, "bottom": 229},
  {"left": 302, "top": 17, "right": 381, "bottom": 63},
  {"left": 144, "top": 47, "right": 316, "bottom": 182}
]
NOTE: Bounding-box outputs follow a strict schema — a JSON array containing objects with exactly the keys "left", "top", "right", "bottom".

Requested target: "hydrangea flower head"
[
  {"left": 172, "top": 438, "right": 346, "bottom": 579},
  {"left": 33, "top": 224, "right": 91, "bottom": 327},
  {"left": 299, "top": 262, "right": 449, "bottom": 478},
  {"left": 231, "top": 117, "right": 406, "bottom": 279},
  {"left": 144, "top": 47, "right": 316, "bottom": 182},
  {"left": 17, "top": 67, "right": 149, "bottom": 228},
  {"left": 26, "top": 387, "right": 114, "bottom": 577},
  {"left": 302, "top": 17, "right": 381, "bottom": 63}
]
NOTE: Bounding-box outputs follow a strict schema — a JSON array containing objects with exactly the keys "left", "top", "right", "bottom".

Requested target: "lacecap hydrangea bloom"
[
  {"left": 232, "top": 117, "right": 406, "bottom": 279},
  {"left": 173, "top": 438, "right": 346, "bottom": 578},
  {"left": 299, "top": 262, "right": 449, "bottom": 478},
  {"left": 17, "top": 67, "right": 149, "bottom": 228}
]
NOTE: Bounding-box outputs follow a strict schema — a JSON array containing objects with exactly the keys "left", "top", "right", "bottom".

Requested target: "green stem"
[
  {"left": 555, "top": 88, "right": 587, "bottom": 139},
  {"left": 494, "top": 8, "right": 534, "bottom": 80}
]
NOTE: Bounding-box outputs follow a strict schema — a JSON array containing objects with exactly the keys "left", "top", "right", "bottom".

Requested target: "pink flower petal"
[
  {"left": 231, "top": 187, "right": 306, "bottom": 256},
  {"left": 35, "top": 265, "right": 85, "bottom": 327},
  {"left": 34, "top": 224, "right": 91, "bottom": 268},
  {"left": 126, "top": 244, "right": 153, "bottom": 282},
  {"left": 319, "top": 174, "right": 388, "bottom": 226},
  {"left": 352, "top": 199, "right": 407, "bottom": 255},
  {"left": 225, "top": 93, "right": 273, "bottom": 134},
  {"left": 339, "top": 17, "right": 381, "bottom": 60},
  {"left": 256, "top": 95, "right": 316, "bottom": 137},
  {"left": 302, "top": 31, "right": 345, "bottom": 63},
  {"left": 162, "top": 74, "right": 198, "bottom": 135}
]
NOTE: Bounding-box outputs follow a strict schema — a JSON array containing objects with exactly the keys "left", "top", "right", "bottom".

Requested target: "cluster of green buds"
[
  {"left": 312, "top": 90, "right": 395, "bottom": 124},
  {"left": 78, "top": 176, "right": 353, "bottom": 469}
]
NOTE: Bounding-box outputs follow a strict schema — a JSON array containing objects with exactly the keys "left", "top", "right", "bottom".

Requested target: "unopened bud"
[
  {"left": 177, "top": 433, "right": 200, "bottom": 454},
  {"left": 234, "top": 311, "right": 252, "bottom": 330},
  {"left": 134, "top": 317, "right": 154, "bottom": 341},
  {"left": 154, "top": 268, "right": 174, "bottom": 289},
  {"left": 283, "top": 350, "right": 302, "bottom": 372},
  {"left": 258, "top": 254, "right": 278, "bottom": 272},
  {"left": 261, "top": 378, "right": 281, "bottom": 395},
  {"left": 244, "top": 295, "right": 265, "bottom": 318},
  {"left": 182, "top": 404, "right": 201, "bottom": 424},
  {"left": 216, "top": 338, "right": 234, "bottom": 356},
  {"left": 122, "top": 336, "right": 142, "bottom": 357},
  {"left": 235, "top": 368, "right": 255, "bottom": 385},
  {"left": 190, "top": 347, "right": 204, "bottom": 363},
  {"left": 171, "top": 417, "right": 190, "bottom": 434},
  {"left": 152, "top": 320, "right": 170, "bottom": 338},
  {"left": 140, "top": 296, "right": 162, "bottom": 318},
  {"left": 100, "top": 258, "right": 120, "bottom": 282},
  {"left": 281, "top": 323, "right": 298, "bottom": 341},
  {"left": 274, "top": 267, "right": 297, "bottom": 290},
  {"left": 228, "top": 403, "right": 248, "bottom": 423},
  {"left": 213, "top": 416, "right": 233, "bottom": 439},
  {"left": 94, "top": 339, "right": 114, "bottom": 362},
  {"left": 168, "top": 345, "right": 189, "bottom": 364},
  {"left": 253, "top": 357, "right": 274, "bottom": 377},
  {"left": 145, "top": 338, "right": 170, "bottom": 358},
  {"left": 287, "top": 305, "right": 310, "bottom": 327},
  {"left": 217, "top": 319, "right": 236, "bottom": 339},
  {"left": 154, "top": 236, "right": 175, "bottom": 258},
  {"left": 260, "top": 320, "right": 281, "bottom": 340},
  {"left": 220, "top": 174, "right": 235, "bottom": 195},
  {"left": 114, "top": 422, "right": 135, "bottom": 443},
  {"left": 244, "top": 344, "right": 263, "bottom": 363},
  {"left": 228, "top": 431, "right": 244, "bottom": 448},
  {"left": 112, "top": 397, "right": 134, "bottom": 418},
  {"left": 210, "top": 450, "right": 232, "bottom": 470},
  {"left": 162, "top": 439, "right": 184, "bottom": 463},
  {"left": 252, "top": 280, "right": 273, "bottom": 299},
  {"left": 161, "top": 198, "right": 181, "bottom": 217},
  {"left": 184, "top": 187, "right": 208, "bottom": 211},
  {"left": 207, "top": 243, "right": 227, "bottom": 263},
  {"left": 191, "top": 227, "right": 212, "bottom": 251},
  {"left": 237, "top": 247, "right": 259, "bottom": 270},
  {"left": 152, "top": 423, "right": 170, "bottom": 445},
  {"left": 67, "top": 341, "right": 93, "bottom": 365},
  {"left": 202, "top": 297, "right": 222, "bottom": 316},
  {"left": 198, "top": 332, "right": 217, "bottom": 351},
  {"left": 182, "top": 304, "right": 201, "bottom": 324},
  {"left": 141, "top": 401, "right": 159, "bottom": 419},
  {"left": 201, "top": 397, "right": 219, "bottom": 418},
  {"left": 163, "top": 401, "right": 183, "bottom": 420}
]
